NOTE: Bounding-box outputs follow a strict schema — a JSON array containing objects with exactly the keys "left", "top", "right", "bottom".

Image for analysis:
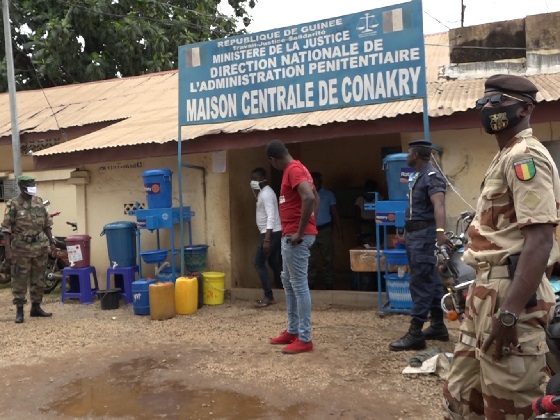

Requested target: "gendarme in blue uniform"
[{"left": 405, "top": 162, "right": 446, "bottom": 322}]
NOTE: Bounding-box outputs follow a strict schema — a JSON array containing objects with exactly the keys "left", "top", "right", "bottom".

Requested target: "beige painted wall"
[{"left": 80, "top": 153, "right": 231, "bottom": 285}]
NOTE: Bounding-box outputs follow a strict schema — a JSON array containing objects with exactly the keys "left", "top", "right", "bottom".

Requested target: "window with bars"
[{"left": 0, "top": 179, "right": 18, "bottom": 202}]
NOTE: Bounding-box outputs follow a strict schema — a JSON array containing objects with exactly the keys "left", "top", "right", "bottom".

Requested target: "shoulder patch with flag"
[{"left": 513, "top": 158, "right": 536, "bottom": 181}]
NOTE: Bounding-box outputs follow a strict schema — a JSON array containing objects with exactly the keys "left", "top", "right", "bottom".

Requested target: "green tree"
[{"left": 0, "top": 0, "right": 256, "bottom": 91}]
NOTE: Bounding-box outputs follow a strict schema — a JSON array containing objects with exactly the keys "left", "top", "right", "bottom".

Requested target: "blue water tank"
[
  {"left": 382, "top": 153, "right": 414, "bottom": 200},
  {"left": 142, "top": 169, "right": 173, "bottom": 209},
  {"left": 101, "top": 221, "right": 137, "bottom": 267},
  {"left": 132, "top": 278, "right": 157, "bottom": 315}
]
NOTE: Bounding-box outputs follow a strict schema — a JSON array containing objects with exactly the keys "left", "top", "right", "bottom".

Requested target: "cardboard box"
[{"left": 349, "top": 247, "right": 408, "bottom": 273}]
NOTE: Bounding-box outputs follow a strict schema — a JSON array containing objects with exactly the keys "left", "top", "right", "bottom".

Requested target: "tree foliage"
[{"left": 0, "top": 0, "right": 256, "bottom": 92}]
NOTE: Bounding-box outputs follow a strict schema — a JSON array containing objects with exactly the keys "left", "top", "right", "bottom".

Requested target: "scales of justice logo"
[{"left": 356, "top": 12, "right": 379, "bottom": 36}]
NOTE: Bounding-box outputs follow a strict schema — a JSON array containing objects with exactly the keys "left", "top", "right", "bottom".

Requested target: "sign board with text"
[{"left": 178, "top": 0, "right": 425, "bottom": 126}]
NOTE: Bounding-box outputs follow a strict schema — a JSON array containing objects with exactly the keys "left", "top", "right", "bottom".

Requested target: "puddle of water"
[{"left": 42, "top": 357, "right": 316, "bottom": 419}]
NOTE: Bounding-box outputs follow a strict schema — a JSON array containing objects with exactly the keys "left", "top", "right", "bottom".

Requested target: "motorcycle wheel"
[{"left": 43, "top": 257, "right": 62, "bottom": 294}]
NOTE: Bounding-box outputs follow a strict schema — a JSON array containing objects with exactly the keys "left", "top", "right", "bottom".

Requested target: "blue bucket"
[
  {"left": 142, "top": 169, "right": 173, "bottom": 209},
  {"left": 132, "top": 278, "right": 156, "bottom": 315},
  {"left": 101, "top": 221, "right": 137, "bottom": 267},
  {"left": 382, "top": 153, "right": 414, "bottom": 201},
  {"left": 386, "top": 273, "right": 413, "bottom": 309},
  {"left": 158, "top": 266, "right": 179, "bottom": 283}
]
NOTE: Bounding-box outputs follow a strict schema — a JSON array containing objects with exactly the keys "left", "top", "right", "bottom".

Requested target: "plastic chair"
[
  {"left": 61, "top": 266, "right": 99, "bottom": 304},
  {"left": 106, "top": 265, "right": 138, "bottom": 304}
]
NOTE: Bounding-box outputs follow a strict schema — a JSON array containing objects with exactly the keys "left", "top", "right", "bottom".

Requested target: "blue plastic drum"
[
  {"left": 382, "top": 153, "right": 414, "bottom": 201},
  {"left": 132, "top": 278, "right": 157, "bottom": 315},
  {"left": 142, "top": 169, "right": 173, "bottom": 209}
]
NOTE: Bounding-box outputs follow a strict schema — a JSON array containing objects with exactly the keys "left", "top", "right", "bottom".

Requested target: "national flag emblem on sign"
[
  {"left": 383, "top": 7, "right": 412, "bottom": 33},
  {"left": 513, "top": 158, "right": 536, "bottom": 181},
  {"left": 185, "top": 47, "right": 201, "bottom": 67}
]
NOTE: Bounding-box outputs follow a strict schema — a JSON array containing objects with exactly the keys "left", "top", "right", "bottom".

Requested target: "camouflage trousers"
[
  {"left": 443, "top": 272, "right": 555, "bottom": 420},
  {"left": 11, "top": 251, "right": 48, "bottom": 306}
]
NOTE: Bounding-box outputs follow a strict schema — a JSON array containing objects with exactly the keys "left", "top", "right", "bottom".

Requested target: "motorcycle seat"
[{"left": 53, "top": 237, "right": 66, "bottom": 248}]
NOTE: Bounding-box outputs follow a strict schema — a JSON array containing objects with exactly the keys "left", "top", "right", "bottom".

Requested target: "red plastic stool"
[
  {"left": 61, "top": 266, "right": 99, "bottom": 304},
  {"left": 106, "top": 265, "right": 138, "bottom": 304}
]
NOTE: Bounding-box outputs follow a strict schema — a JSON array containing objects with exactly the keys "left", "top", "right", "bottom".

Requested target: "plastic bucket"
[
  {"left": 385, "top": 273, "right": 413, "bottom": 309},
  {"left": 158, "top": 266, "right": 179, "bottom": 283},
  {"left": 101, "top": 221, "right": 137, "bottom": 267},
  {"left": 142, "top": 169, "right": 173, "bottom": 209},
  {"left": 202, "top": 271, "right": 225, "bottom": 305},
  {"left": 97, "top": 288, "right": 121, "bottom": 310},
  {"left": 382, "top": 153, "right": 414, "bottom": 200},
  {"left": 132, "top": 278, "right": 156, "bottom": 315},
  {"left": 66, "top": 234, "right": 92, "bottom": 268},
  {"left": 184, "top": 244, "right": 209, "bottom": 273}
]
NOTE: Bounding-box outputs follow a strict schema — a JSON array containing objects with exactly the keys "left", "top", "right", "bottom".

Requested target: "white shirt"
[{"left": 256, "top": 185, "right": 282, "bottom": 234}]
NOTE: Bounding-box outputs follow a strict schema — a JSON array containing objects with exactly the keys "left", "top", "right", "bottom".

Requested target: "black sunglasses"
[{"left": 475, "top": 93, "right": 527, "bottom": 110}]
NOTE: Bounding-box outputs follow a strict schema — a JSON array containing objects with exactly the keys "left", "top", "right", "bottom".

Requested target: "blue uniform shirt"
[
  {"left": 405, "top": 163, "right": 446, "bottom": 221},
  {"left": 316, "top": 188, "right": 336, "bottom": 226}
]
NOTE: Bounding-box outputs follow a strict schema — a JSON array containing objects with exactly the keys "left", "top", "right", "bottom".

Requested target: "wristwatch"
[{"left": 495, "top": 308, "right": 519, "bottom": 327}]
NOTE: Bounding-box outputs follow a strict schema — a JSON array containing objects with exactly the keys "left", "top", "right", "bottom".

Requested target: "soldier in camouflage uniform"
[
  {"left": 443, "top": 75, "right": 560, "bottom": 419},
  {"left": 1, "top": 175, "right": 56, "bottom": 323}
]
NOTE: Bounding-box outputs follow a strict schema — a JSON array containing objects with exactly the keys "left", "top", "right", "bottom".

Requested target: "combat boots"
[
  {"left": 423, "top": 309, "right": 449, "bottom": 341},
  {"left": 15, "top": 305, "right": 24, "bottom": 323},
  {"left": 389, "top": 318, "right": 426, "bottom": 351},
  {"left": 30, "top": 303, "right": 52, "bottom": 317}
]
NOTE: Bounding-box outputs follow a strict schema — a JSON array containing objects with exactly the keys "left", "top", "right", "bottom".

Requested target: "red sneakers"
[
  {"left": 270, "top": 330, "right": 298, "bottom": 345},
  {"left": 281, "top": 338, "right": 313, "bottom": 354}
]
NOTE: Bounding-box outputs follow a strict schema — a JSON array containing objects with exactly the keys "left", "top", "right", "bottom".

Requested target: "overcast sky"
[{"left": 222, "top": 0, "right": 558, "bottom": 35}]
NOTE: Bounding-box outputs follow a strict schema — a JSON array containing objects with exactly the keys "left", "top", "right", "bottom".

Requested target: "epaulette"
[{"left": 428, "top": 171, "right": 436, "bottom": 176}]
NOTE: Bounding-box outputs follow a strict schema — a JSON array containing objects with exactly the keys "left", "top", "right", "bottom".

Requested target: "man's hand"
[
  {"left": 263, "top": 240, "right": 271, "bottom": 256},
  {"left": 286, "top": 233, "right": 303, "bottom": 246},
  {"left": 436, "top": 231, "right": 453, "bottom": 249},
  {"left": 481, "top": 316, "right": 519, "bottom": 360}
]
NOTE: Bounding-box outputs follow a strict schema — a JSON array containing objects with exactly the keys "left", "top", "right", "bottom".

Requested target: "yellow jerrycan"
[
  {"left": 175, "top": 276, "right": 198, "bottom": 315},
  {"left": 149, "top": 282, "right": 175, "bottom": 320}
]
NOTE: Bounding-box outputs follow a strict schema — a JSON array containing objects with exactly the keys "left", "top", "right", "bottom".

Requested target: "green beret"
[
  {"left": 17, "top": 175, "right": 35, "bottom": 183},
  {"left": 484, "top": 74, "right": 538, "bottom": 103}
]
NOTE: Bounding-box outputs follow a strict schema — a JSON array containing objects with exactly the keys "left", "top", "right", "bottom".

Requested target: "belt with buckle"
[
  {"left": 475, "top": 262, "right": 509, "bottom": 279},
  {"left": 18, "top": 234, "right": 41, "bottom": 243},
  {"left": 404, "top": 220, "right": 435, "bottom": 232}
]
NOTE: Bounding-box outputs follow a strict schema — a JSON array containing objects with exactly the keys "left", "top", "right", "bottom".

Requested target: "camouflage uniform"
[
  {"left": 444, "top": 128, "right": 560, "bottom": 419},
  {"left": 1, "top": 195, "right": 53, "bottom": 305}
]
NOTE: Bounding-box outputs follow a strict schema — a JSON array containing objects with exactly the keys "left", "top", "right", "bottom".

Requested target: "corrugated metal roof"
[{"left": 0, "top": 32, "right": 556, "bottom": 157}]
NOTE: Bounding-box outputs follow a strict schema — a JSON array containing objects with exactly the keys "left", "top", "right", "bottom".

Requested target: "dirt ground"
[{"left": 0, "top": 286, "right": 457, "bottom": 419}]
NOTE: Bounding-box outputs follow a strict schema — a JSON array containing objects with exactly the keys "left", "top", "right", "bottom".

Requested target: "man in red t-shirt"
[{"left": 265, "top": 140, "right": 318, "bottom": 354}]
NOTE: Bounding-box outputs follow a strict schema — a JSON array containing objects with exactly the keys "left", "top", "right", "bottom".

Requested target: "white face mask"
[
  {"left": 250, "top": 180, "right": 261, "bottom": 191},
  {"left": 25, "top": 186, "right": 37, "bottom": 196}
]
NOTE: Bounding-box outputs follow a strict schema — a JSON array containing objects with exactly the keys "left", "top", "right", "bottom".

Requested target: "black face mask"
[{"left": 480, "top": 103, "right": 524, "bottom": 134}]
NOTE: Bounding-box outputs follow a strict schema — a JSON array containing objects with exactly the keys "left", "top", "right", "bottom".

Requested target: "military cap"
[
  {"left": 408, "top": 140, "right": 433, "bottom": 149},
  {"left": 484, "top": 74, "right": 538, "bottom": 103},
  {"left": 17, "top": 175, "right": 35, "bottom": 183}
]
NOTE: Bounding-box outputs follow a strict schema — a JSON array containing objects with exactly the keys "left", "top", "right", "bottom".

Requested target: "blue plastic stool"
[
  {"left": 61, "top": 266, "right": 99, "bottom": 304},
  {"left": 106, "top": 266, "right": 138, "bottom": 304}
]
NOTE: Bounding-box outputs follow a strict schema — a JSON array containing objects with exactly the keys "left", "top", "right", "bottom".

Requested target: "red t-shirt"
[{"left": 279, "top": 160, "right": 318, "bottom": 236}]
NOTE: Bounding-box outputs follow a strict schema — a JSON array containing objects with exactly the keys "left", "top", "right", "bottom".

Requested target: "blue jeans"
[
  {"left": 254, "top": 231, "right": 282, "bottom": 299},
  {"left": 281, "top": 235, "right": 315, "bottom": 343}
]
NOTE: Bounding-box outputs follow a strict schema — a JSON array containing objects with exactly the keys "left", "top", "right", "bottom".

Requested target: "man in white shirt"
[{"left": 251, "top": 167, "right": 282, "bottom": 307}]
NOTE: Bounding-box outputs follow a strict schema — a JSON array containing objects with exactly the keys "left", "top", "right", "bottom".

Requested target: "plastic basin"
[
  {"left": 140, "top": 249, "right": 168, "bottom": 264},
  {"left": 382, "top": 249, "right": 408, "bottom": 266}
]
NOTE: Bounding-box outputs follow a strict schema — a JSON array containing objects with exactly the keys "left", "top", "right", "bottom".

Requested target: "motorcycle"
[
  {"left": 437, "top": 211, "right": 476, "bottom": 321},
  {"left": 43, "top": 211, "right": 78, "bottom": 294}
]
